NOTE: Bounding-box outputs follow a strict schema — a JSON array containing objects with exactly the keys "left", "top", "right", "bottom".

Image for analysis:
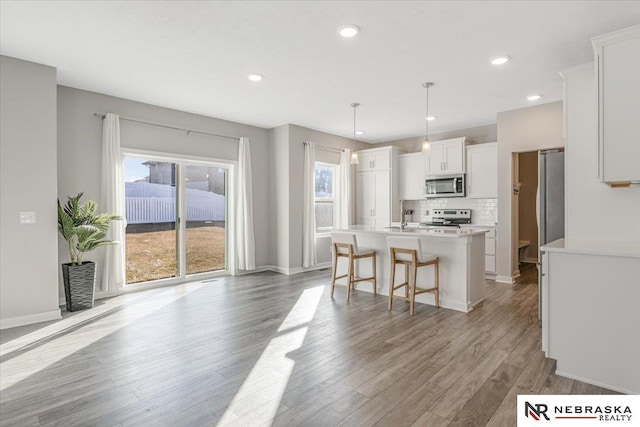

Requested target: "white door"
[
  {"left": 444, "top": 141, "right": 465, "bottom": 173},
  {"left": 356, "top": 172, "right": 374, "bottom": 224},
  {"left": 466, "top": 143, "right": 497, "bottom": 198},
  {"left": 399, "top": 153, "right": 425, "bottom": 200},
  {"left": 374, "top": 170, "right": 390, "bottom": 226},
  {"left": 428, "top": 143, "right": 446, "bottom": 174},
  {"left": 355, "top": 152, "right": 375, "bottom": 172}
]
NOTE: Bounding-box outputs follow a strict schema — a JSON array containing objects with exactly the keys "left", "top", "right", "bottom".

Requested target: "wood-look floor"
[{"left": 0, "top": 263, "right": 616, "bottom": 427}]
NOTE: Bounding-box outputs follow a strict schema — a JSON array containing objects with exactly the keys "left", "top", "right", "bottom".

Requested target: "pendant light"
[
  {"left": 350, "top": 102, "right": 360, "bottom": 164},
  {"left": 422, "top": 82, "right": 434, "bottom": 153}
]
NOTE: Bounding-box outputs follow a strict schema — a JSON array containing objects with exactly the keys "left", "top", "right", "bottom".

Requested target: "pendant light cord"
[
  {"left": 423, "top": 82, "right": 434, "bottom": 140},
  {"left": 353, "top": 105, "right": 356, "bottom": 144},
  {"left": 425, "top": 85, "right": 429, "bottom": 139},
  {"left": 351, "top": 102, "right": 360, "bottom": 152}
]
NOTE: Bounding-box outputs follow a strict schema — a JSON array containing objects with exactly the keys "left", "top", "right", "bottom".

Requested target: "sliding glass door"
[
  {"left": 124, "top": 155, "right": 228, "bottom": 285},
  {"left": 184, "top": 164, "right": 227, "bottom": 275}
]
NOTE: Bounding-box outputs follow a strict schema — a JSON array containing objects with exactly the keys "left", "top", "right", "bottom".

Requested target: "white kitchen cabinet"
[
  {"left": 355, "top": 146, "right": 401, "bottom": 226},
  {"left": 592, "top": 25, "right": 640, "bottom": 185},
  {"left": 540, "top": 240, "right": 640, "bottom": 393},
  {"left": 466, "top": 143, "right": 498, "bottom": 198},
  {"left": 461, "top": 225, "right": 497, "bottom": 274},
  {"left": 356, "top": 149, "right": 391, "bottom": 172},
  {"left": 398, "top": 152, "right": 428, "bottom": 200},
  {"left": 427, "top": 137, "right": 467, "bottom": 175}
]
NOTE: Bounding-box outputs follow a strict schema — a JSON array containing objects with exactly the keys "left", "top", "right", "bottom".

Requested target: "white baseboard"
[
  {"left": 439, "top": 298, "right": 482, "bottom": 313},
  {"left": 495, "top": 275, "right": 516, "bottom": 284},
  {"left": 268, "top": 262, "right": 332, "bottom": 276},
  {"left": 555, "top": 369, "right": 636, "bottom": 395},
  {"left": 233, "top": 266, "right": 273, "bottom": 276},
  {"left": 0, "top": 309, "right": 62, "bottom": 330}
]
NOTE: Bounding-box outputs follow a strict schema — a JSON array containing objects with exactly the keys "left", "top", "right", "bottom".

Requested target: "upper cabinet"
[
  {"left": 592, "top": 25, "right": 640, "bottom": 185},
  {"left": 466, "top": 143, "right": 498, "bottom": 198},
  {"left": 398, "top": 152, "right": 428, "bottom": 200},
  {"left": 427, "top": 137, "right": 467, "bottom": 175},
  {"left": 356, "top": 149, "right": 392, "bottom": 172}
]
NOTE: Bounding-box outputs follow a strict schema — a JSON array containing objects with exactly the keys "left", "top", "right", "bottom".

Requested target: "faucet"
[{"left": 400, "top": 201, "right": 413, "bottom": 229}]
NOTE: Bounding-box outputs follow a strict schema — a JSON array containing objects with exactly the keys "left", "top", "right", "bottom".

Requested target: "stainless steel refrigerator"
[{"left": 537, "top": 149, "right": 565, "bottom": 322}]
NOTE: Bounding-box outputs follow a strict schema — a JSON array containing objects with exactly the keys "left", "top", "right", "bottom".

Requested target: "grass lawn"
[{"left": 126, "top": 225, "right": 225, "bottom": 284}]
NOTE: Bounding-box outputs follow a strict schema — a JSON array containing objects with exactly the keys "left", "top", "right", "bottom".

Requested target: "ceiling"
[{"left": 2, "top": 1, "right": 639, "bottom": 143}]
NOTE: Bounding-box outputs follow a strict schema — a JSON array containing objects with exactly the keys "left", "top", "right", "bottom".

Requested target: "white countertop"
[
  {"left": 541, "top": 238, "right": 640, "bottom": 259},
  {"left": 338, "top": 225, "right": 488, "bottom": 238}
]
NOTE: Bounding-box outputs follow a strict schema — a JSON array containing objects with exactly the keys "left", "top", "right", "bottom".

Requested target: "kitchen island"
[{"left": 332, "top": 226, "right": 487, "bottom": 312}]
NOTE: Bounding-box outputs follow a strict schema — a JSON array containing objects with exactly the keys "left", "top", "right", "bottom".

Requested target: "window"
[{"left": 314, "top": 163, "right": 336, "bottom": 232}]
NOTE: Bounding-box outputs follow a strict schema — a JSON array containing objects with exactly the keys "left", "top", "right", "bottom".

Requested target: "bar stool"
[
  {"left": 387, "top": 236, "right": 439, "bottom": 315},
  {"left": 331, "top": 233, "right": 377, "bottom": 302}
]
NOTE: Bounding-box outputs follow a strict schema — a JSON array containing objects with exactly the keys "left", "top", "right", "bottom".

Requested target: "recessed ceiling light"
[
  {"left": 527, "top": 94, "right": 542, "bottom": 101},
  {"left": 338, "top": 25, "right": 360, "bottom": 38},
  {"left": 491, "top": 56, "right": 511, "bottom": 65},
  {"left": 248, "top": 73, "right": 264, "bottom": 82},
  {"left": 355, "top": 130, "right": 364, "bottom": 135},
  {"left": 426, "top": 116, "right": 436, "bottom": 121}
]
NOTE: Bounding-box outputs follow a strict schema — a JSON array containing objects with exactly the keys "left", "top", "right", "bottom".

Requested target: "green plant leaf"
[{"left": 57, "top": 193, "right": 122, "bottom": 261}]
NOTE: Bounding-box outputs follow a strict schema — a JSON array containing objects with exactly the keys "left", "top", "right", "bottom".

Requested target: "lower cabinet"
[
  {"left": 484, "top": 228, "right": 497, "bottom": 273},
  {"left": 541, "top": 246, "right": 640, "bottom": 393},
  {"left": 461, "top": 225, "right": 497, "bottom": 274}
]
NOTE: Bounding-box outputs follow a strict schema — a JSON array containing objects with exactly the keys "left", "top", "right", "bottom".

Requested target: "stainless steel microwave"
[{"left": 424, "top": 174, "right": 466, "bottom": 198}]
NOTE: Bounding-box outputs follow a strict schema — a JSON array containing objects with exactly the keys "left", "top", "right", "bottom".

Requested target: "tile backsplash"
[{"left": 403, "top": 198, "right": 498, "bottom": 225}]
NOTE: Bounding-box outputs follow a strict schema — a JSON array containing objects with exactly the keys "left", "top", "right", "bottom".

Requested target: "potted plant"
[{"left": 57, "top": 193, "right": 122, "bottom": 312}]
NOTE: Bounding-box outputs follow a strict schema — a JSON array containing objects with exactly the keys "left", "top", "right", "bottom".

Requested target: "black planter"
[{"left": 62, "top": 261, "right": 96, "bottom": 312}]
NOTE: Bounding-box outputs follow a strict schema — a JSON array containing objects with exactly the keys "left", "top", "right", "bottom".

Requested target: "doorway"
[
  {"left": 516, "top": 151, "right": 539, "bottom": 269},
  {"left": 123, "top": 154, "right": 229, "bottom": 285}
]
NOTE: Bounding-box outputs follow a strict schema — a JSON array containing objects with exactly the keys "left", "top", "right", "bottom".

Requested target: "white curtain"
[
  {"left": 302, "top": 141, "right": 316, "bottom": 268},
  {"left": 100, "top": 113, "right": 126, "bottom": 294},
  {"left": 236, "top": 137, "right": 256, "bottom": 270},
  {"left": 335, "top": 149, "right": 351, "bottom": 229}
]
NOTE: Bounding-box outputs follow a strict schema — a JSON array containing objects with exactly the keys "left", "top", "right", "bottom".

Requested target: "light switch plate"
[{"left": 19, "top": 211, "right": 36, "bottom": 224}]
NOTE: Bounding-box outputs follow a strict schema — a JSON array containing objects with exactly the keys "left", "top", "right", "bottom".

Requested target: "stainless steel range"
[{"left": 421, "top": 209, "right": 472, "bottom": 228}]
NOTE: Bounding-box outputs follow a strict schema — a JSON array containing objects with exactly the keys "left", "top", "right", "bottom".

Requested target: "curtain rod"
[
  {"left": 304, "top": 141, "right": 345, "bottom": 154},
  {"left": 93, "top": 113, "right": 241, "bottom": 141}
]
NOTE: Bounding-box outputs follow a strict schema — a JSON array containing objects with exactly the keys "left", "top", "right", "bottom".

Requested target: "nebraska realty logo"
[{"left": 517, "top": 395, "right": 640, "bottom": 426}]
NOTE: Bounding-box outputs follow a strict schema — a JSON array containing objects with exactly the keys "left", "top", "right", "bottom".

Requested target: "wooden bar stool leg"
[
  {"left": 388, "top": 251, "right": 395, "bottom": 311},
  {"left": 372, "top": 254, "right": 377, "bottom": 296},
  {"left": 404, "top": 263, "right": 409, "bottom": 299},
  {"left": 410, "top": 264, "right": 418, "bottom": 316},
  {"left": 347, "top": 256, "right": 354, "bottom": 303},
  {"left": 434, "top": 260, "right": 440, "bottom": 308},
  {"left": 330, "top": 251, "right": 338, "bottom": 298}
]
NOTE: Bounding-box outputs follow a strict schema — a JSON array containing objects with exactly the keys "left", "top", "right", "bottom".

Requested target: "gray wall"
[
  {"left": 497, "top": 101, "right": 563, "bottom": 281},
  {"left": 271, "top": 124, "right": 365, "bottom": 271},
  {"left": 375, "top": 123, "right": 497, "bottom": 153},
  {"left": 1, "top": 56, "right": 61, "bottom": 327},
  {"left": 270, "top": 125, "right": 290, "bottom": 269},
  {"left": 57, "top": 86, "right": 272, "bottom": 296}
]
